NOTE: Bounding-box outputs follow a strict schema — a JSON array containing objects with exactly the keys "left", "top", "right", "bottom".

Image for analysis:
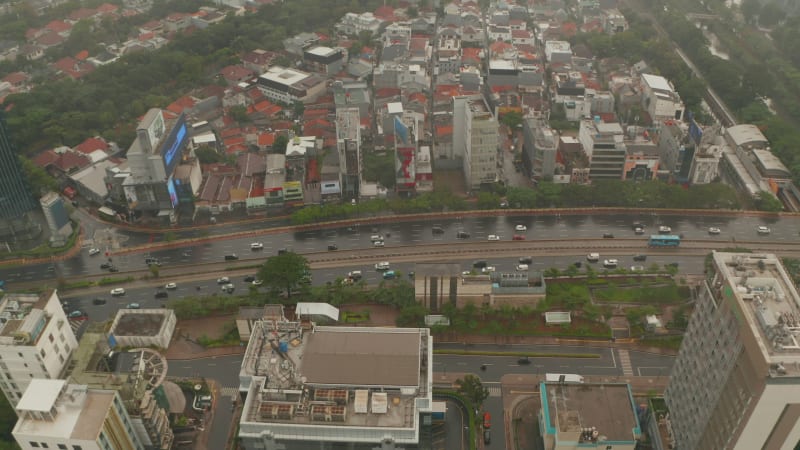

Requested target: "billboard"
[
  {"left": 167, "top": 176, "right": 178, "bottom": 208},
  {"left": 139, "top": 109, "right": 166, "bottom": 152},
  {"left": 395, "top": 147, "right": 416, "bottom": 189},
  {"left": 161, "top": 113, "right": 188, "bottom": 176}
]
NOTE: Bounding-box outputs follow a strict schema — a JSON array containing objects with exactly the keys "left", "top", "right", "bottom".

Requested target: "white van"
[
  {"left": 586, "top": 253, "right": 600, "bottom": 262},
  {"left": 516, "top": 264, "right": 529, "bottom": 271}
]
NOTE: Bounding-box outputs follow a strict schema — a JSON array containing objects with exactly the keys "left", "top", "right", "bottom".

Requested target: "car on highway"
[
  {"left": 100, "top": 262, "right": 112, "bottom": 269},
  {"left": 154, "top": 291, "right": 168, "bottom": 299},
  {"left": 473, "top": 260, "right": 488, "bottom": 268},
  {"left": 519, "top": 256, "right": 533, "bottom": 264},
  {"left": 658, "top": 225, "right": 672, "bottom": 234},
  {"left": 603, "top": 259, "right": 619, "bottom": 268},
  {"left": 278, "top": 248, "right": 288, "bottom": 255},
  {"left": 382, "top": 270, "right": 397, "bottom": 280},
  {"left": 587, "top": 253, "right": 600, "bottom": 262},
  {"left": 250, "top": 242, "right": 264, "bottom": 250},
  {"left": 252, "top": 279, "right": 263, "bottom": 286},
  {"left": 327, "top": 244, "right": 338, "bottom": 251},
  {"left": 487, "top": 234, "right": 501, "bottom": 241},
  {"left": 88, "top": 248, "right": 100, "bottom": 256},
  {"left": 667, "top": 262, "right": 680, "bottom": 269},
  {"left": 757, "top": 226, "right": 771, "bottom": 235},
  {"left": 348, "top": 271, "right": 362, "bottom": 280},
  {"left": 375, "top": 262, "right": 390, "bottom": 271},
  {"left": 243, "top": 275, "right": 256, "bottom": 282},
  {"left": 221, "top": 283, "right": 235, "bottom": 293},
  {"left": 373, "top": 240, "right": 385, "bottom": 247},
  {"left": 483, "top": 412, "right": 491, "bottom": 429},
  {"left": 483, "top": 430, "right": 491, "bottom": 445},
  {"left": 630, "top": 265, "right": 645, "bottom": 272},
  {"left": 518, "top": 357, "right": 531, "bottom": 365},
  {"left": 602, "top": 233, "right": 615, "bottom": 238},
  {"left": 370, "top": 235, "right": 384, "bottom": 242},
  {"left": 110, "top": 288, "right": 125, "bottom": 296},
  {"left": 516, "top": 264, "right": 529, "bottom": 271},
  {"left": 431, "top": 226, "right": 444, "bottom": 234},
  {"left": 708, "top": 227, "right": 722, "bottom": 235},
  {"left": 92, "top": 298, "right": 106, "bottom": 305},
  {"left": 481, "top": 266, "right": 496, "bottom": 273},
  {"left": 633, "top": 254, "right": 648, "bottom": 261},
  {"left": 126, "top": 303, "right": 140, "bottom": 309},
  {"left": 108, "top": 266, "right": 119, "bottom": 272},
  {"left": 456, "top": 231, "right": 471, "bottom": 239},
  {"left": 164, "top": 282, "right": 177, "bottom": 290},
  {"left": 573, "top": 261, "right": 582, "bottom": 268},
  {"left": 512, "top": 234, "right": 526, "bottom": 241},
  {"left": 634, "top": 227, "right": 645, "bottom": 235},
  {"left": 462, "top": 270, "right": 474, "bottom": 276},
  {"left": 224, "top": 254, "right": 239, "bottom": 261},
  {"left": 68, "top": 310, "right": 87, "bottom": 319},
  {"left": 515, "top": 225, "right": 527, "bottom": 231},
  {"left": 217, "top": 277, "right": 231, "bottom": 284}
]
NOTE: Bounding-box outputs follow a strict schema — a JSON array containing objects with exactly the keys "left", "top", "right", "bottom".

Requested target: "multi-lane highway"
[{"left": 3, "top": 212, "right": 794, "bottom": 285}]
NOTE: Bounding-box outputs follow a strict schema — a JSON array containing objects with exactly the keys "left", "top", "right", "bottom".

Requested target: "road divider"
[{"left": 434, "top": 349, "right": 600, "bottom": 358}]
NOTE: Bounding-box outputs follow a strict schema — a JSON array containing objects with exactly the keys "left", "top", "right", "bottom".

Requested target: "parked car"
[
  {"left": 515, "top": 225, "right": 527, "bottom": 231},
  {"left": 164, "top": 282, "right": 177, "bottom": 290},
  {"left": 108, "top": 266, "right": 119, "bottom": 273},
  {"left": 217, "top": 277, "right": 230, "bottom": 284},
  {"left": 481, "top": 266, "right": 496, "bottom": 273},
  {"left": 92, "top": 298, "right": 106, "bottom": 305},
  {"left": 252, "top": 279, "right": 263, "bottom": 286},
  {"left": 473, "top": 260, "right": 488, "bottom": 269},
  {"left": 126, "top": 303, "right": 140, "bottom": 309},
  {"left": 88, "top": 248, "right": 100, "bottom": 256},
  {"left": 483, "top": 412, "right": 491, "bottom": 429},
  {"left": 375, "top": 262, "right": 390, "bottom": 271},
  {"left": 110, "top": 288, "right": 125, "bottom": 296},
  {"left": 483, "top": 430, "right": 491, "bottom": 444},
  {"left": 250, "top": 242, "right": 264, "bottom": 250}
]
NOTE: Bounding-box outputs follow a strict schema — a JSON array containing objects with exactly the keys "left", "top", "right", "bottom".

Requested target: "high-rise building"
[
  {"left": 578, "top": 117, "right": 626, "bottom": 180},
  {"left": 0, "top": 291, "right": 78, "bottom": 407},
  {"left": 238, "top": 310, "right": 433, "bottom": 450},
  {"left": 0, "top": 111, "right": 40, "bottom": 244},
  {"left": 40, "top": 191, "right": 73, "bottom": 246},
  {"left": 13, "top": 379, "right": 144, "bottom": 450},
  {"left": 335, "top": 107, "right": 361, "bottom": 199},
  {"left": 453, "top": 95, "right": 498, "bottom": 190},
  {"left": 665, "top": 252, "right": 800, "bottom": 450},
  {"left": 523, "top": 116, "right": 557, "bottom": 180}
]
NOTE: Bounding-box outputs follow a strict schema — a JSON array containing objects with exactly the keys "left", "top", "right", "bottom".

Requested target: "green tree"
[
  {"left": 19, "top": 156, "right": 57, "bottom": 197},
  {"left": 194, "top": 146, "right": 222, "bottom": 164},
  {"left": 499, "top": 111, "right": 523, "bottom": 130},
  {"left": 455, "top": 374, "right": 489, "bottom": 409},
  {"left": 229, "top": 105, "right": 250, "bottom": 123},
  {"left": 754, "top": 191, "right": 783, "bottom": 212},
  {"left": 257, "top": 252, "right": 310, "bottom": 299},
  {"left": 741, "top": 0, "right": 761, "bottom": 24},
  {"left": 758, "top": 2, "right": 785, "bottom": 27},
  {"left": 272, "top": 134, "right": 289, "bottom": 154},
  {"left": 476, "top": 192, "right": 500, "bottom": 210}
]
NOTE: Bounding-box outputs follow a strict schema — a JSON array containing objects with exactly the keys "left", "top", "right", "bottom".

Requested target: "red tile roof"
[
  {"left": 96, "top": 3, "right": 118, "bottom": 14},
  {"left": 166, "top": 95, "right": 196, "bottom": 114},
  {"left": 52, "top": 57, "right": 95, "bottom": 79},
  {"left": 75, "top": 49, "right": 89, "bottom": 60},
  {"left": 374, "top": 5, "right": 395, "bottom": 21},
  {"left": 375, "top": 87, "right": 401, "bottom": 99},
  {"left": 306, "top": 158, "right": 319, "bottom": 183},
  {"left": 271, "top": 120, "right": 293, "bottom": 131},
  {"left": 221, "top": 127, "right": 243, "bottom": 139},
  {"left": 225, "top": 143, "right": 248, "bottom": 155},
  {"left": 512, "top": 29, "right": 531, "bottom": 38},
  {"left": 45, "top": 20, "right": 72, "bottom": 33},
  {"left": 37, "top": 32, "right": 66, "bottom": 46},
  {"left": 257, "top": 132, "right": 276, "bottom": 146},
  {"left": 33, "top": 150, "right": 59, "bottom": 168},
  {"left": 2, "top": 72, "right": 28, "bottom": 85},
  {"left": 74, "top": 137, "right": 109, "bottom": 154},
  {"left": 219, "top": 65, "right": 255, "bottom": 83}
]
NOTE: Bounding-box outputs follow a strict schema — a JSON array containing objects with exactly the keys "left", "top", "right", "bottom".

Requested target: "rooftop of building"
[
  {"left": 726, "top": 124, "right": 768, "bottom": 148},
  {"left": 260, "top": 66, "right": 310, "bottom": 86},
  {"left": 540, "top": 382, "right": 640, "bottom": 443},
  {"left": 109, "top": 310, "right": 167, "bottom": 337},
  {"left": 0, "top": 291, "right": 56, "bottom": 345},
  {"left": 14, "top": 382, "right": 115, "bottom": 441},
  {"left": 710, "top": 252, "right": 800, "bottom": 376},
  {"left": 641, "top": 73, "right": 673, "bottom": 93}
]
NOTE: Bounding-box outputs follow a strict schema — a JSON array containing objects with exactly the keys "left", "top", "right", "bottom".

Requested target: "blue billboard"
[
  {"left": 161, "top": 113, "right": 188, "bottom": 176},
  {"left": 167, "top": 176, "right": 179, "bottom": 208}
]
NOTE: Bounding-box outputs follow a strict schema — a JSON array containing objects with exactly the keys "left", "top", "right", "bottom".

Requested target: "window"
[
  {"left": 17, "top": 352, "right": 22, "bottom": 358},
  {"left": 72, "top": 446, "right": 83, "bottom": 450},
  {"left": 41, "top": 444, "right": 49, "bottom": 449},
  {"left": 48, "top": 334, "right": 54, "bottom": 343},
  {"left": 58, "top": 445, "right": 67, "bottom": 450},
  {"left": 30, "top": 442, "right": 40, "bottom": 448},
  {"left": 40, "top": 349, "right": 46, "bottom": 358}
]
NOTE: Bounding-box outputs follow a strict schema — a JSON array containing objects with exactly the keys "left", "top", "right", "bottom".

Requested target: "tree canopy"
[
  {"left": 455, "top": 374, "right": 489, "bottom": 409},
  {"left": 257, "top": 252, "right": 310, "bottom": 299}
]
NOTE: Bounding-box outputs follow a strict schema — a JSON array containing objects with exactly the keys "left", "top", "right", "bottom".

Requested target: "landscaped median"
[{"left": 433, "top": 349, "right": 600, "bottom": 358}]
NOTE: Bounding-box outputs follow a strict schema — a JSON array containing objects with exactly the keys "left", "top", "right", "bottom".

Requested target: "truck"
[
  {"left": 431, "top": 401, "right": 446, "bottom": 423},
  {"left": 545, "top": 373, "right": 585, "bottom": 384}
]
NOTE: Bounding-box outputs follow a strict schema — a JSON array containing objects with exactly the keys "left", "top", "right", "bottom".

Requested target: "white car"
[
  {"left": 88, "top": 248, "right": 100, "bottom": 256},
  {"left": 586, "top": 253, "right": 600, "bottom": 262},
  {"left": 516, "top": 264, "right": 529, "bottom": 271},
  {"left": 110, "top": 288, "right": 125, "bottom": 296},
  {"left": 757, "top": 226, "right": 771, "bottom": 235},
  {"left": 462, "top": 270, "right": 474, "bottom": 276},
  {"left": 630, "top": 265, "right": 645, "bottom": 272},
  {"left": 603, "top": 259, "right": 619, "bottom": 268},
  {"left": 482, "top": 266, "right": 496, "bottom": 273},
  {"left": 250, "top": 242, "right": 264, "bottom": 250},
  {"left": 487, "top": 234, "right": 501, "bottom": 241},
  {"left": 708, "top": 227, "right": 721, "bottom": 235},
  {"left": 658, "top": 226, "right": 672, "bottom": 234},
  {"left": 252, "top": 279, "right": 263, "bottom": 286},
  {"left": 634, "top": 227, "right": 645, "bottom": 235},
  {"left": 221, "top": 283, "right": 235, "bottom": 293},
  {"left": 515, "top": 225, "right": 527, "bottom": 232},
  {"left": 216, "top": 277, "right": 230, "bottom": 284},
  {"left": 373, "top": 240, "right": 385, "bottom": 247},
  {"left": 164, "top": 282, "right": 177, "bottom": 290},
  {"left": 375, "top": 261, "right": 390, "bottom": 271},
  {"left": 370, "top": 235, "right": 384, "bottom": 242},
  {"left": 348, "top": 270, "right": 362, "bottom": 280}
]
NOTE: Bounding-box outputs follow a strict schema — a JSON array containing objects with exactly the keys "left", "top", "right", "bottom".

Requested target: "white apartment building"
[
  {"left": 640, "top": 73, "right": 684, "bottom": 121},
  {"left": 336, "top": 12, "right": 383, "bottom": 36},
  {"left": 0, "top": 290, "right": 77, "bottom": 406},
  {"left": 335, "top": 107, "right": 362, "bottom": 199},
  {"left": 578, "top": 118, "right": 626, "bottom": 180},
  {"left": 256, "top": 66, "right": 326, "bottom": 104},
  {"left": 238, "top": 319, "right": 433, "bottom": 450},
  {"left": 453, "top": 95, "right": 499, "bottom": 190},
  {"left": 666, "top": 252, "right": 800, "bottom": 450},
  {"left": 13, "top": 379, "right": 143, "bottom": 450}
]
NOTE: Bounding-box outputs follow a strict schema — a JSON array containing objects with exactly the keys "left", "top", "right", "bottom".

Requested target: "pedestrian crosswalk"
[
  {"left": 69, "top": 318, "right": 86, "bottom": 334},
  {"left": 618, "top": 349, "right": 634, "bottom": 376},
  {"left": 220, "top": 386, "right": 239, "bottom": 398},
  {"left": 487, "top": 386, "right": 502, "bottom": 397}
]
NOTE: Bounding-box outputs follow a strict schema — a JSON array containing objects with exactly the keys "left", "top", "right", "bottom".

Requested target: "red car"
[
  {"left": 512, "top": 234, "right": 526, "bottom": 241},
  {"left": 483, "top": 412, "right": 491, "bottom": 429}
]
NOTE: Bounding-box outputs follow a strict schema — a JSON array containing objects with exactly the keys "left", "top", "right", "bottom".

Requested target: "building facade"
[
  {"left": 453, "top": 95, "right": 498, "bottom": 190},
  {"left": 0, "top": 291, "right": 78, "bottom": 406},
  {"left": 523, "top": 116, "right": 557, "bottom": 180},
  {"left": 39, "top": 191, "right": 72, "bottom": 246},
  {"left": 665, "top": 252, "right": 800, "bottom": 450},
  {"left": 578, "top": 118, "right": 626, "bottom": 180},
  {"left": 0, "top": 111, "right": 40, "bottom": 244},
  {"left": 256, "top": 66, "right": 326, "bottom": 104},
  {"left": 335, "top": 107, "right": 362, "bottom": 199}
]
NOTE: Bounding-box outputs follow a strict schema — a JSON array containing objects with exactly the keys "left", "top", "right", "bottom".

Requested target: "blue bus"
[{"left": 649, "top": 235, "right": 681, "bottom": 247}]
